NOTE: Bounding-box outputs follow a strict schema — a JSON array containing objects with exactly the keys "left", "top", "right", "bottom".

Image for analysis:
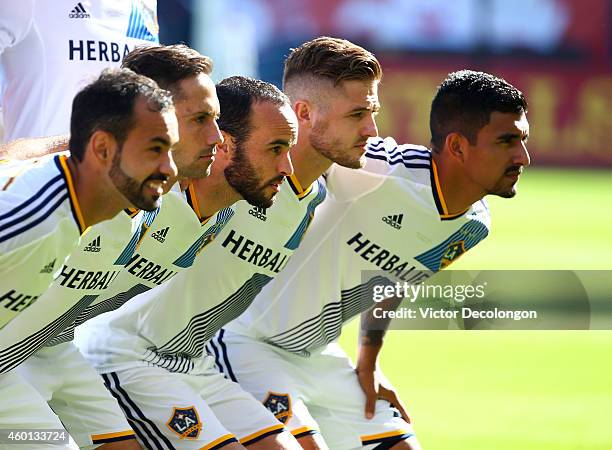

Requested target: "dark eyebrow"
[
  {"left": 150, "top": 137, "right": 171, "bottom": 147},
  {"left": 496, "top": 133, "right": 522, "bottom": 142},
  {"left": 268, "top": 139, "right": 291, "bottom": 146}
]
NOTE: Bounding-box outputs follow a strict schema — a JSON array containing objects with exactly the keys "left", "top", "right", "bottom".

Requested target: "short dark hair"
[
  {"left": 283, "top": 36, "right": 382, "bottom": 88},
  {"left": 69, "top": 68, "right": 174, "bottom": 161},
  {"left": 216, "top": 76, "right": 290, "bottom": 146},
  {"left": 430, "top": 70, "right": 528, "bottom": 152},
  {"left": 122, "top": 44, "right": 213, "bottom": 97}
]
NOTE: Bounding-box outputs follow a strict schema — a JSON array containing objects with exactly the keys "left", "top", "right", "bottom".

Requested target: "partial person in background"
[
  {"left": 0, "top": 0, "right": 158, "bottom": 142},
  {"left": 0, "top": 67, "right": 177, "bottom": 450}
]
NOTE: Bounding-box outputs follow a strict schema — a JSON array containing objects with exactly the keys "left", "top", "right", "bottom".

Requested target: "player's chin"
[{"left": 135, "top": 193, "right": 163, "bottom": 211}]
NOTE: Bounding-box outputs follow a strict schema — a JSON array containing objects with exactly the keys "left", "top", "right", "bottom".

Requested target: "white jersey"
[
  {"left": 0, "top": 207, "right": 152, "bottom": 374},
  {"left": 75, "top": 176, "right": 326, "bottom": 374},
  {"left": 0, "top": 154, "right": 85, "bottom": 329},
  {"left": 224, "top": 137, "right": 491, "bottom": 355},
  {"left": 0, "top": 0, "right": 158, "bottom": 141}
]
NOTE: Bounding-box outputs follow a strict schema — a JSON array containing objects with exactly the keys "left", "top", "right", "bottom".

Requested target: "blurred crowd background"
[{"left": 159, "top": 0, "right": 612, "bottom": 168}]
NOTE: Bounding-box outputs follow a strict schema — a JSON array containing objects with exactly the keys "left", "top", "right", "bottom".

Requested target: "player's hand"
[{"left": 355, "top": 365, "right": 412, "bottom": 423}]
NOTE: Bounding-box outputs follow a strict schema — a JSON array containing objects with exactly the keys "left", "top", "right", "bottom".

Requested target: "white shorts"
[
  {"left": 211, "top": 329, "right": 415, "bottom": 449},
  {"left": 101, "top": 357, "right": 286, "bottom": 449},
  {"left": 15, "top": 342, "right": 136, "bottom": 449},
  {"left": 0, "top": 371, "right": 70, "bottom": 450}
]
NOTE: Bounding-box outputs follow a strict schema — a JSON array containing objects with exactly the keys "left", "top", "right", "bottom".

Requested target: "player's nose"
[
  {"left": 278, "top": 151, "right": 294, "bottom": 177},
  {"left": 362, "top": 113, "right": 379, "bottom": 139},
  {"left": 516, "top": 141, "right": 530, "bottom": 168},
  {"left": 161, "top": 149, "right": 178, "bottom": 179}
]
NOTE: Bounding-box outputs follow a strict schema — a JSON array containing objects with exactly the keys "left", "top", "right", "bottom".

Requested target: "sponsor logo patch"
[
  {"left": 382, "top": 213, "right": 404, "bottom": 230},
  {"left": 248, "top": 206, "right": 267, "bottom": 221},
  {"left": 69, "top": 2, "right": 90, "bottom": 18},
  {"left": 167, "top": 406, "right": 202, "bottom": 439}
]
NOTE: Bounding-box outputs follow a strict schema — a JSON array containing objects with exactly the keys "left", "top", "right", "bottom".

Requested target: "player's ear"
[
  {"left": 445, "top": 133, "right": 468, "bottom": 163},
  {"left": 215, "top": 130, "right": 234, "bottom": 162},
  {"left": 89, "top": 130, "right": 115, "bottom": 165},
  {"left": 294, "top": 100, "right": 312, "bottom": 127}
]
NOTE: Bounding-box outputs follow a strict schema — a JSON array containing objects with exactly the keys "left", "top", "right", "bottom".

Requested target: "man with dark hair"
[
  {"left": 0, "top": 45, "right": 294, "bottom": 450},
  {"left": 0, "top": 67, "right": 178, "bottom": 450},
  {"left": 76, "top": 75, "right": 309, "bottom": 450},
  {"left": 219, "top": 69, "right": 529, "bottom": 450},
  {"left": 77, "top": 36, "right": 383, "bottom": 450}
]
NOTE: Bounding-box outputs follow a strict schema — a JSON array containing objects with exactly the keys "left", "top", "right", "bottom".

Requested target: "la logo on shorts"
[
  {"left": 167, "top": 406, "right": 202, "bottom": 439},
  {"left": 263, "top": 392, "right": 292, "bottom": 424},
  {"left": 440, "top": 240, "right": 466, "bottom": 269}
]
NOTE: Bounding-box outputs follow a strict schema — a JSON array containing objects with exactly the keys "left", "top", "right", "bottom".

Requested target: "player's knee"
[
  {"left": 97, "top": 438, "right": 143, "bottom": 450},
  {"left": 296, "top": 433, "right": 330, "bottom": 450},
  {"left": 244, "top": 430, "right": 301, "bottom": 449}
]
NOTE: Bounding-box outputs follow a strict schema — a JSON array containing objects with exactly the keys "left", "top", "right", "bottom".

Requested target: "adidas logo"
[
  {"left": 69, "top": 2, "right": 90, "bottom": 18},
  {"left": 40, "top": 259, "right": 57, "bottom": 274},
  {"left": 83, "top": 236, "right": 101, "bottom": 252},
  {"left": 382, "top": 213, "right": 403, "bottom": 230},
  {"left": 248, "top": 206, "right": 267, "bottom": 221},
  {"left": 151, "top": 226, "right": 170, "bottom": 243}
]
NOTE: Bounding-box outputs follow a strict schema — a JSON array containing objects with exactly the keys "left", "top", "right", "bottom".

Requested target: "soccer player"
[
  {"left": 0, "top": 68, "right": 177, "bottom": 449},
  {"left": 215, "top": 70, "right": 531, "bottom": 450},
  {"left": 2, "top": 47, "right": 296, "bottom": 450},
  {"left": 75, "top": 37, "right": 381, "bottom": 450},
  {"left": 0, "top": 0, "right": 159, "bottom": 142}
]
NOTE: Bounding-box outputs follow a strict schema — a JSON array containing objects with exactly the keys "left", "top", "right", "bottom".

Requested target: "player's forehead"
[
  {"left": 249, "top": 101, "right": 297, "bottom": 145},
  {"left": 486, "top": 111, "right": 529, "bottom": 136},
  {"left": 174, "top": 73, "right": 220, "bottom": 116},
  {"left": 327, "top": 78, "right": 380, "bottom": 111},
  {"left": 128, "top": 97, "right": 176, "bottom": 142}
]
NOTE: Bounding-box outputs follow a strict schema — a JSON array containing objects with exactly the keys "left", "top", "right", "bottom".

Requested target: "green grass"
[{"left": 338, "top": 168, "right": 612, "bottom": 450}]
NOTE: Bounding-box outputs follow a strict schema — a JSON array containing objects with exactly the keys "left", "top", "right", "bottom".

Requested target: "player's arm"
[
  {"left": 0, "top": 134, "right": 69, "bottom": 159},
  {"left": 356, "top": 296, "right": 412, "bottom": 423}
]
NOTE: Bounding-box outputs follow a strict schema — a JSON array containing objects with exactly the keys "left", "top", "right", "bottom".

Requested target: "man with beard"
[
  {"left": 216, "top": 70, "right": 530, "bottom": 450},
  {"left": 2, "top": 48, "right": 297, "bottom": 450},
  {"left": 75, "top": 37, "right": 381, "bottom": 450},
  {"left": 0, "top": 68, "right": 178, "bottom": 450}
]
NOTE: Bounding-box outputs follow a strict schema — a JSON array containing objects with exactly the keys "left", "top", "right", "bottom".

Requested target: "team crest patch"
[
  {"left": 440, "top": 240, "right": 466, "bottom": 269},
  {"left": 263, "top": 392, "right": 292, "bottom": 424},
  {"left": 195, "top": 234, "right": 215, "bottom": 256},
  {"left": 166, "top": 406, "right": 202, "bottom": 439}
]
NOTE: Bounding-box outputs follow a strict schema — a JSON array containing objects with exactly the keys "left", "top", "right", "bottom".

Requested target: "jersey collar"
[
  {"left": 286, "top": 174, "right": 313, "bottom": 200},
  {"left": 430, "top": 158, "right": 469, "bottom": 221},
  {"left": 185, "top": 183, "right": 212, "bottom": 225},
  {"left": 55, "top": 154, "right": 88, "bottom": 234}
]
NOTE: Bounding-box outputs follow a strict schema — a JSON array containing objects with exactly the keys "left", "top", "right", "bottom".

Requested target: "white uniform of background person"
[
  {"left": 0, "top": 0, "right": 158, "bottom": 142},
  {"left": 218, "top": 137, "right": 491, "bottom": 449}
]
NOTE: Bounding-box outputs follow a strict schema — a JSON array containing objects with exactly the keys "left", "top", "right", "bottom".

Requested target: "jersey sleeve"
[{"left": 0, "top": 0, "right": 35, "bottom": 54}]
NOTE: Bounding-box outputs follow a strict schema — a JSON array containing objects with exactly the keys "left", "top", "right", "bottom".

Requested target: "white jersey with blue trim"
[
  {"left": 0, "top": 207, "right": 152, "bottom": 374},
  {"left": 0, "top": 154, "right": 85, "bottom": 330},
  {"left": 0, "top": 0, "right": 158, "bottom": 141},
  {"left": 75, "top": 176, "right": 325, "bottom": 374},
  {"left": 224, "top": 137, "right": 491, "bottom": 356}
]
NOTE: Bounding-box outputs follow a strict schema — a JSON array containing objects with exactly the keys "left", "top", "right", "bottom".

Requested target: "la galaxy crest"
[
  {"left": 167, "top": 406, "right": 202, "bottom": 439},
  {"left": 195, "top": 233, "right": 216, "bottom": 256},
  {"left": 440, "top": 240, "right": 466, "bottom": 269},
  {"left": 263, "top": 392, "right": 292, "bottom": 424}
]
